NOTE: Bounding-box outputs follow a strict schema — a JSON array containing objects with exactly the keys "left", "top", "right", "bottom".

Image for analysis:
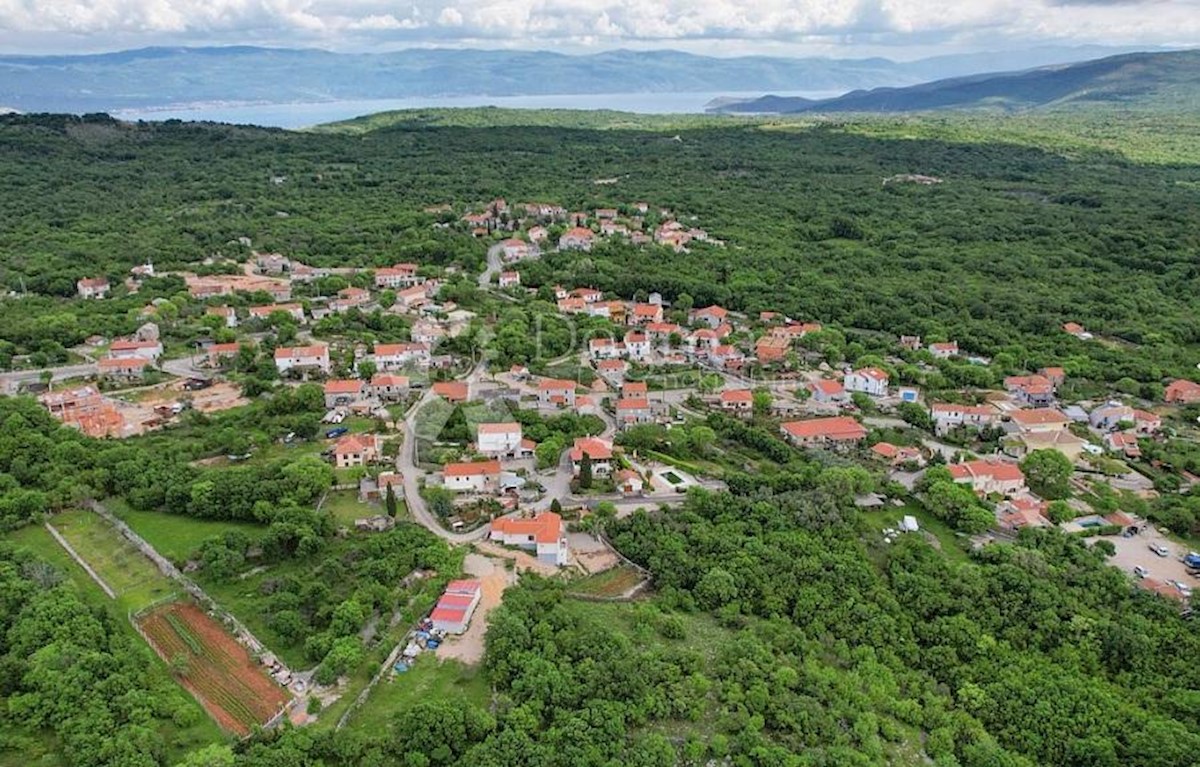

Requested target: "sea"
[{"left": 110, "top": 90, "right": 840, "bottom": 129}]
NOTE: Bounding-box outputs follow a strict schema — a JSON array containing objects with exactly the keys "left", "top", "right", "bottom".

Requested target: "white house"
[
  {"left": 371, "top": 342, "right": 431, "bottom": 370},
  {"left": 624, "top": 332, "right": 651, "bottom": 361},
  {"left": 333, "top": 434, "right": 381, "bottom": 468},
  {"left": 948, "top": 459, "right": 1025, "bottom": 496},
  {"left": 489, "top": 511, "right": 570, "bottom": 566},
  {"left": 77, "top": 277, "right": 110, "bottom": 299},
  {"left": 498, "top": 271, "right": 520, "bottom": 288},
  {"left": 501, "top": 239, "right": 530, "bottom": 260},
  {"left": 558, "top": 227, "right": 595, "bottom": 251},
  {"left": 589, "top": 338, "right": 626, "bottom": 361},
  {"left": 274, "top": 344, "right": 331, "bottom": 374},
  {"left": 374, "top": 263, "right": 423, "bottom": 289},
  {"left": 844, "top": 368, "right": 889, "bottom": 397},
  {"left": 930, "top": 403, "right": 998, "bottom": 436},
  {"left": 477, "top": 422, "right": 523, "bottom": 458},
  {"left": 538, "top": 378, "right": 577, "bottom": 409},
  {"left": 570, "top": 437, "right": 613, "bottom": 476},
  {"left": 443, "top": 460, "right": 501, "bottom": 493},
  {"left": 108, "top": 339, "right": 163, "bottom": 361},
  {"left": 928, "top": 342, "right": 958, "bottom": 359}
]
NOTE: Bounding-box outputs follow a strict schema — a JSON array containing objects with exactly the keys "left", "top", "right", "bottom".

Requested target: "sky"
[{"left": 0, "top": 0, "right": 1197, "bottom": 58}]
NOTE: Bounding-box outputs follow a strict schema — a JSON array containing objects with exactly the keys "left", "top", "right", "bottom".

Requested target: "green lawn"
[
  {"left": 567, "top": 565, "right": 646, "bottom": 598},
  {"left": 321, "top": 489, "right": 406, "bottom": 527},
  {"left": 110, "top": 500, "right": 266, "bottom": 564},
  {"left": 860, "top": 503, "right": 971, "bottom": 565},
  {"left": 47, "top": 509, "right": 178, "bottom": 613},
  {"left": 344, "top": 657, "right": 490, "bottom": 733}
]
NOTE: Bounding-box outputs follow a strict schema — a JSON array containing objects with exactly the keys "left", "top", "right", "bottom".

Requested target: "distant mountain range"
[
  {"left": 0, "top": 44, "right": 1169, "bottom": 113},
  {"left": 713, "top": 49, "right": 1200, "bottom": 114}
]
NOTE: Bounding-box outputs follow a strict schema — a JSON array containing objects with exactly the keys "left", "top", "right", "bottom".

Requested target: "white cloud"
[
  {"left": 0, "top": 0, "right": 1197, "bottom": 53},
  {"left": 436, "top": 5, "right": 464, "bottom": 27}
]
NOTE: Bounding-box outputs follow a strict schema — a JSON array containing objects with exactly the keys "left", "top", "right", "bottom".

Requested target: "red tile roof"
[
  {"left": 720, "top": 389, "right": 753, "bottom": 404},
  {"left": 780, "top": 417, "right": 866, "bottom": 441},
  {"left": 477, "top": 422, "right": 520, "bottom": 435},
  {"left": 324, "top": 379, "right": 364, "bottom": 394},
  {"left": 491, "top": 511, "right": 563, "bottom": 544},
  {"left": 444, "top": 460, "right": 500, "bottom": 477},
  {"left": 432, "top": 381, "right": 469, "bottom": 402},
  {"left": 1009, "top": 408, "right": 1069, "bottom": 427},
  {"left": 274, "top": 344, "right": 327, "bottom": 359},
  {"left": 570, "top": 437, "right": 613, "bottom": 462}
]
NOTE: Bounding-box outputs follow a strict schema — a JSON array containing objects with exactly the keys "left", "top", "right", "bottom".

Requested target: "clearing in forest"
[
  {"left": 137, "top": 601, "right": 290, "bottom": 736},
  {"left": 567, "top": 564, "right": 647, "bottom": 599},
  {"left": 49, "top": 509, "right": 176, "bottom": 610}
]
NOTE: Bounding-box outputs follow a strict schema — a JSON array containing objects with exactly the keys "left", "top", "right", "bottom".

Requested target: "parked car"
[
  {"left": 325, "top": 427, "right": 349, "bottom": 439},
  {"left": 1134, "top": 566, "right": 1149, "bottom": 579},
  {"left": 1150, "top": 543, "right": 1171, "bottom": 558}
]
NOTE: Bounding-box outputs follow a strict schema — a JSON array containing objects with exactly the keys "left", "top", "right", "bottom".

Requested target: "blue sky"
[{"left": 0, "top": 0, "right": 1196, "bottom": 57}]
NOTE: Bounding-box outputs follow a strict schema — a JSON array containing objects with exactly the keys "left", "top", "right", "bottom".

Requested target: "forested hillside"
[
  {"left": 2, "top": 109, "right": 1200, "bottom": 766},
  {"left": 1, "top": 112, "right": 1198, "bottom": 383}
]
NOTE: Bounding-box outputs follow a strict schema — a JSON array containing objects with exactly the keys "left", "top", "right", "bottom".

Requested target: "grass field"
[
  {"left": 344, "top": 657, "right": 489, "bottom": 733},
  {"left": 49, "top": 509, "right": 177, "bottom": 612},
  {"left": 568, "top": 564, "right": 646, "bottom": 598},
  {"left": 110, "top": 500, "right": 266, "bottom": 563}
]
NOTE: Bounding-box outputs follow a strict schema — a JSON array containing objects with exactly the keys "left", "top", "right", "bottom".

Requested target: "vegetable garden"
[{"left": 137, "top": 601, "right": 290, "bottom": 736}]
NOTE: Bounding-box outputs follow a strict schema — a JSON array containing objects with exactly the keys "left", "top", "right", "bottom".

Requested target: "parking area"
[{"left": 1094, "top": 527, "right": 1198, "bottom": 588}]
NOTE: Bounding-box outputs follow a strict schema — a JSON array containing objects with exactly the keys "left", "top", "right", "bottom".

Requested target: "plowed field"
[{"left": 138, "top": 601, "right": 289, "bottom": 735}]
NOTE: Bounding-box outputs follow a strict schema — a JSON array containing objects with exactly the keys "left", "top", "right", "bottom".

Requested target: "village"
[{"left": 11, "top": 194, "right": 1200, "bottom": 731}]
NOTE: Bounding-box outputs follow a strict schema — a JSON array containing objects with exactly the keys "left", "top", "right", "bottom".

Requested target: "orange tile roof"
[
  {"left": 477, "top": 421, "right": 520, "bottom": 434},
  {"left": 444, "top": 459, "right": 500, "bottom": 477},
  {"left": 948, "top": 459, "right": 1024, "bottom": 483},
  {"left": 1009, "top": 408, "right": 1069, "bottom": 427},
  {"left": 720, "top": 389, "right": 753, "bottom": 404},
  {"left": 491, "top": 511, "right": 563, "bottom": 544},
  {"left": 810, "top": 379, "right": 845, "bottom": 395},
  {"left": 432, "top": 381, "right": 469, "bottom": 401},
  {"left": 570, "top": 437, "right": 613, "bottom": 462},
  {"left": 274, "top": 344, "right": 327, "bottom": 359},
  {"left": 781, "top": 417, "right": 866, "bottom": 440},
  {"left": 324, "top": 379, "right": 364, "bottom": 394}
]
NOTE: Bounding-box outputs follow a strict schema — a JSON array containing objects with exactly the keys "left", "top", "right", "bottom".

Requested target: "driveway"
[{"left": 1094, "top": 527, "right": 1197, "bottom": 588}]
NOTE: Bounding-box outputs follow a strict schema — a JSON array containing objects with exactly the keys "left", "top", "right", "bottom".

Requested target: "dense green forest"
[
  {"left": 4, "top": 388, "right": 1200, "bottom": 765},
  {"left": 1, "top": 112, "right": 1199, "bottom": 384},
  {"left": 2, "top": 109, "right": 1200, "bottom": 765}
]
